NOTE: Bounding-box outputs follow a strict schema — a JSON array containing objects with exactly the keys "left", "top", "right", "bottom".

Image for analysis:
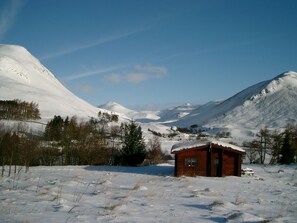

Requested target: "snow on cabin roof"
[{"left": 171, "top": 139, "right": 245, "bottom": 154}]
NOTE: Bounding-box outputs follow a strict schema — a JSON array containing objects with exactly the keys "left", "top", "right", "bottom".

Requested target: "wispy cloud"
[
  {"left": 125, "top": 73, "right": 150, "bottom": 84},
  {"left": 64, "top": 65, "right": 128, "bottom": 81},
  {"left": 103, "top": 65, "right": 167, "bottom": 84},
  {"left": 75, "top": 83, "right": 98, "bottom": 94},
  {"left": 135, "top": 65, "right": 167, "bottom": 77},
  {"left": 0, "top": 0, "right": 24, "bottom": 40},
  {"left": 41, "top": 27, "right": 150, "bottom": 61},
  {"left": 102, "top": 74, "right": 122, "bottom": 83}
]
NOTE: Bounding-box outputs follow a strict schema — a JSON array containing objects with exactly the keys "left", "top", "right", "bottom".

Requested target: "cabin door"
[
  {"left": 212, "top": 152, "right": 222, "bottom": 177},
  {"left": 214, "top": 157, "right": 220, "bottom": 177}
]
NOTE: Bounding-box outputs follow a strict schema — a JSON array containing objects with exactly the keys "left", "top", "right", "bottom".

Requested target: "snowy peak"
[
  {"left": 0, "top": 44, "right": 101, "bottom": 120},
  {"left": 0, "top": 55, "right": 30, "bottom": 82},
  {"left": 1, "top": 44, "right": 296, "bottom": 136},
  {"left": 275, "top": 71, "right": 297, "bottom": 80},
  {"left": 174, "top": 71, "right": 297, "bottom": 130},
  {"left": 0, "top": 44, "right": 58, "bottom": 85},
  {"left": 263, "top": 71, "right": 297, "bottom": 92},
  {"left": 0, "top": 44, "right": 34, "bottom": 62},
  {"left": 0, "top": 44, "right": 40, "bottom": 65},
  {"left": 99, "top": 101, "right": 159, "bottom": 120},
  {"left": 250, "top": 71, "right": 297, "bottom": 101},
  {"left": 157, "top": 103, "right": 199, "bottom": 122},
  {"left": 100, "top": 101, "right": 135, "bottom": 115}
]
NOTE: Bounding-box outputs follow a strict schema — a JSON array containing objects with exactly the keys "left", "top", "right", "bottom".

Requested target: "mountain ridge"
[
  {"left": 99, "top": 101, "right": 159, "bottom": 120},
  {"left": 173, "top": 71, "right": 297, "bottom": 131},
  {"left": 1, "top": 44, "right": 296, "bottom": 138},
  {"left": 0, "top": 44, "right": 102, "bottom": 120}
]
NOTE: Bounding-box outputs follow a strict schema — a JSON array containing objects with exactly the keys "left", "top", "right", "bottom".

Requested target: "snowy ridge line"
[
  {"left": 99, "top": 101, "right": 160, "bottom": 121},
  {"left": 1, "top": 44, "right": 297, "bottom": 145},
  {"left": 250, "top": 71, "right": 297, "bottom": 101},
  {"left": 173, "top": 71, "right": 297, "bottom": 133},
  {"left": 0, "top": 44, "right": 103, "bottom": 120}
]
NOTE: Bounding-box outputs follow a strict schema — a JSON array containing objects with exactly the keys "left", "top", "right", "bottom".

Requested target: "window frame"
[{"left": 185, "top": 157, "right": 198, "bottom": 167}]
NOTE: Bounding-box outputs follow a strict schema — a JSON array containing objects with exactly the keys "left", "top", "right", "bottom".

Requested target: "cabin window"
[{"left": 185, "top": 157, "right": 198, "bottom": 167}]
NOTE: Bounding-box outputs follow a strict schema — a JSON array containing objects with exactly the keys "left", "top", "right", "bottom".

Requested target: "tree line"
[
  {"left": 0, "top": 99, "right": 40, "bottom": 120},
  {"left": 243, "top": 125, "right": 297, "bottom": 164},
  {"left": 42, "top": 115, "right": 168, "bottom": 166},
  {"left": 0, "top": 123, "right": 39, "bottom": 176},
  {"left": 0, "top": 113, "right": 169, "bottom": 176}
]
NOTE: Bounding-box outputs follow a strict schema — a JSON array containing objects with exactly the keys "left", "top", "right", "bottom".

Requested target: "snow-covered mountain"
[
  {"left": 157, "top": 103, "right": 200, "bottom": 122},
  {"left": 99, "top": 101, "right": 159, "bottom": 121},
  {"left": 1, "top": 44, "right": 296, "bottom": 140},
  {"left": 0, "top": 44, "right": 102, "bottom": 120},
  {"left": 99, "top": 71, "right": 297, "bottom": 137},
  {"left": 174, "top": 71, "right": 297, "bottom": 131}
]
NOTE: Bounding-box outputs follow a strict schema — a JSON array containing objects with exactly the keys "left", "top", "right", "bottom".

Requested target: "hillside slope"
[
  {"left": 174, "top": 71, "right": 297, "bottom": 130},
  {"left": 99, "top": 101, "right": 159, "bottom": 121},
  {"left": 157, "top": 103, "right": 200, "bottom": 123},
  {"left": 0, "top": 44, "right": 101, "bottom": 120}
]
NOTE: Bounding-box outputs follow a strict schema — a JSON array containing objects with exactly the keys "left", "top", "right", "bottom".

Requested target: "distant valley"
[{"left": 1, "top": 44, "right": 297, "bottom": 144}]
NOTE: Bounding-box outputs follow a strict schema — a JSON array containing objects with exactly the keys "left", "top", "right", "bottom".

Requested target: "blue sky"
[{"left": 1, "top": 0, "right": 297, "bottom": 110}]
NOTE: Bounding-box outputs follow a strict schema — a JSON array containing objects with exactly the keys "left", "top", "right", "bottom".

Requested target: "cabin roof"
[{"left": 171, "top": 139, "right": 245, "bottom": 154}]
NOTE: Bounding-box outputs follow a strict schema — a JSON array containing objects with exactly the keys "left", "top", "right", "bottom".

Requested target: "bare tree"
[
  {"left": 269, "top": 129, "right": 283, "bottom": 164},
  {"left": 243, "top": 140, "right": 258, "bottom": 164},
  {"left": 20, "top": 135, "right": 39, "bottom": 172},
  {"left": 255, "top": 127, "right": 271, "bottom": 164},
  {"left": 0, "top": 124, "right": 8, "bottom": 177},
  {"left": 147, "top": 136, "right": 166, "bottom": 164}
]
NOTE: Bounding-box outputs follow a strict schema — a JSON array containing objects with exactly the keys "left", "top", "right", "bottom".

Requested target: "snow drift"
[{"left": 1, "top": 164, "right": 296, "bottom": 222}]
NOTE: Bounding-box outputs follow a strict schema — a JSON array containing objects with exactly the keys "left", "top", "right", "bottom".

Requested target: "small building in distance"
[{"left": 171, "top": 140, "right": 245, "bottom": 177}]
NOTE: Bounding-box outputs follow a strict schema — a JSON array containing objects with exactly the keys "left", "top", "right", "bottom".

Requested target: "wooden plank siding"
[
  {"left": 172, "top": 142, "right": 244, "bottom": 177},
  {"left": 175, "top": 149, "right": 208, "bottom": 177}
]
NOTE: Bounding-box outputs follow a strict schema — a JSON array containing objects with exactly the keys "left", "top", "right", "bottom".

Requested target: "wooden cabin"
[{"left": 171, "top": 140, "right": 245, "bottom": 177}]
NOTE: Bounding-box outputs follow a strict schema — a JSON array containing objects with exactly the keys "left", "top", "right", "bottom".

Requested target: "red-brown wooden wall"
[{"left": 173, "top": 145, "right": 243, "bottom": 177}]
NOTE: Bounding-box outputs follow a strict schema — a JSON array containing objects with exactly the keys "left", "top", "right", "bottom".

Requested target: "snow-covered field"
[{"left": 1, "top": 164, "right": 296, "bottom": 223}]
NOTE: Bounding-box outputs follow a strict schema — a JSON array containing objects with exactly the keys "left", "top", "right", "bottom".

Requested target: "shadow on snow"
[{"left": 84, "top": 164, "right": 174, "bottom": 177}]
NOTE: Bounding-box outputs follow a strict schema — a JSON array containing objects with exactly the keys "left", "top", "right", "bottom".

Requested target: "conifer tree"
[
  {"left": 119, "top": 120, "right": 146, "bottom": 166},
  {"left": 280, "top": 129, "right": 295, "bottom": 164},
  {"left": 44, "top": 115, "right": 64, "bottom": 141}
]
